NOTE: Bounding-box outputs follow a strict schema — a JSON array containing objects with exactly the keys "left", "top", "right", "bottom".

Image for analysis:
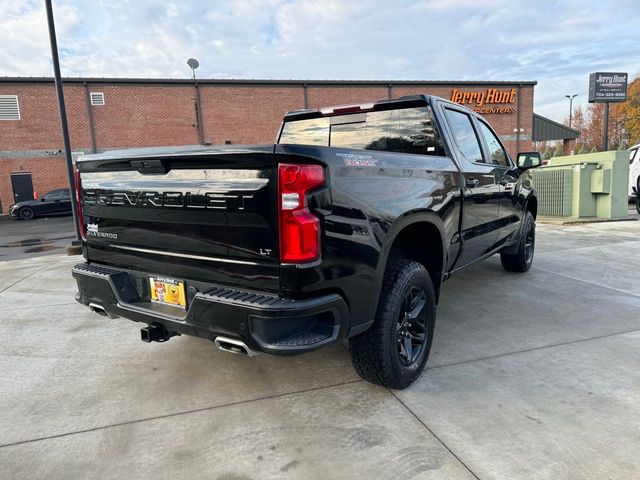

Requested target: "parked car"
[
  {"left": 629, "top": 143, "right": 640, "bottom": 199},
  {"left": 72, "top": 95, "right": 540, "bottom": 389},
  {"left": 9, "top": 189, "right": 72, "bottom": 220}
]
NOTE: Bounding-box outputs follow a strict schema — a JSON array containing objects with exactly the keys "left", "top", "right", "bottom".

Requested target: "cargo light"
[
  {"left": 74, "top": 168, "right": 86, "bottom": 240},
  {"left": 278, "top": 164, "right": 324, "bottom": 263}
]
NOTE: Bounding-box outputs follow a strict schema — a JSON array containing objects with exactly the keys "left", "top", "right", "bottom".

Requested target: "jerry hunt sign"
[
  {"left": 589, "top": 72, "right": 628, "bottom": 103},
  {"left": 450, "top": 88, "right": 516, "bottom": 114}
]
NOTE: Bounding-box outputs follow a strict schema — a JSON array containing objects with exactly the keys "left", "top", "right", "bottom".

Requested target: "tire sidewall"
[
  {"left": 522, "top": 212, "right": 535, "bottom": 269},
  {"left": 383, "top": 265, "right": 435, "bottom": 386}
]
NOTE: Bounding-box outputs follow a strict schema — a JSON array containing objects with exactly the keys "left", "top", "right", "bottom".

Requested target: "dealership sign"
[
  {"left": 588, "top": 72, "right": 627, "bottom": 103},
  {"left": 450, "top": 88, "right": 516, "bottom": 114}
]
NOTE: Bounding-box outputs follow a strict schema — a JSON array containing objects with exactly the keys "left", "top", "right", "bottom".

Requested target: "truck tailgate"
[{"left": 77, "top": 146, "right": 280, "bottom": 291}]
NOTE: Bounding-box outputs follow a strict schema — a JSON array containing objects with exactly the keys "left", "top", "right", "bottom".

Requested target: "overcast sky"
[{"left": 2, "top": 0, "right": 639, "bottom": 122}]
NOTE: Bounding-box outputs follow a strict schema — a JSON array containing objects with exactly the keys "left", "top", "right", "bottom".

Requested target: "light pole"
[
  {"left": 565, "top": 94, "right": 578, "bottom": 128},
  {"left": 187, "top": 58, "right": 205, "bottom": 145},
  {"left": 45, "top": 0, "right": 82, "bottom": 252}
]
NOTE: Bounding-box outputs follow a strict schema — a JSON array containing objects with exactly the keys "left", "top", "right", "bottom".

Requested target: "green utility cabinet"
[{"left": 531, "top": 151, "right": 629, "bottom": 220}]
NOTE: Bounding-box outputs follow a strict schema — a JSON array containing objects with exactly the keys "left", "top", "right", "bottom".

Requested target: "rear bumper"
[{"left": 72, "top": 262, "right": 349, "bottom": 355}]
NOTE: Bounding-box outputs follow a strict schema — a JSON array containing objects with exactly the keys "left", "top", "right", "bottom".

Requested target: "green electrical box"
[{"left": 532, "top": 151, "right": 629, "bottom": 220}]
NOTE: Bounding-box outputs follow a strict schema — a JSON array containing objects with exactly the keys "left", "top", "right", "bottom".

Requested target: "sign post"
[{"left": 588, "top": 72, "right": 628, "bottom": 151}]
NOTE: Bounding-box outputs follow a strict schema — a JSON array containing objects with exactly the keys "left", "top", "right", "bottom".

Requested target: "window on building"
[
  {"left": 90, "top": 92, "right": 105, "bottom": 106},
  {"left": 0, "top": 95, "right": 20, "bottom": 120},
  {"left": 477, "top": 120, "right": 510, "bottom": 167},
  {"left": 444, "top": 109, "right": 484, "bottom": 163}
]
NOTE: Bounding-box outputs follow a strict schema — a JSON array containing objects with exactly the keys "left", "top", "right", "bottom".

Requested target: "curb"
[{"left": 538, "top": 216, "right": 638, "bottom": 225}]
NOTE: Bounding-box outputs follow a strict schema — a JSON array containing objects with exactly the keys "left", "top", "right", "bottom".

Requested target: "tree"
[
  {"left": 552, "top": 143, "right": 564, "bottom": 157},
  {"left": 612, "top": 74, "right": 640, "bottom": 145}
]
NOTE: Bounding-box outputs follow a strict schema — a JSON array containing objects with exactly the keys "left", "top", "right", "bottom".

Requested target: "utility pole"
[
  {"left": 565, "top": 94, "right": 578, "bottom": 128},
  {"left": 45, "top": 0, "right": 82, "bottom": 252}
]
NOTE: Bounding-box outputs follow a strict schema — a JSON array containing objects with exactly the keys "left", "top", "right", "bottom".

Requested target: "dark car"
[{"left": 9, "top": 189, "right": 72, "bottom": 220}]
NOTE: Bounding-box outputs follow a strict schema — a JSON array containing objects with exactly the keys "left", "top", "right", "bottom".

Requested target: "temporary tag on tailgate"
[{"left": 149, "top": 276, "right": 187, "bottom": 309}]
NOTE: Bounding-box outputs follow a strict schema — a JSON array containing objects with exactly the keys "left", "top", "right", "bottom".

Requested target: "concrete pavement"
[{"left": 1, "top": 221, "right": 639, "bottom": 479}]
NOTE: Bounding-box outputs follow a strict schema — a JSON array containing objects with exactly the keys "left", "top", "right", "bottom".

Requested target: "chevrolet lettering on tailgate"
[{"left": 83, "top": 190, "right": 256, "bottom": 210}]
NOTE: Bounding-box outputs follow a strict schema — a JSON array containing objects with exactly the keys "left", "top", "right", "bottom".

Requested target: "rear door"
[
  {"left": 60, "top": 189, "right": 72, "bottom": 213},
  {"left": 475, "top": 119, "right": 521, "bottom": 246},
  {"left": 441, "top": 106, "right": 500, "bottom": 267},
  {"left": 78, "top": 146, "right": 281, "bottom": 292}
]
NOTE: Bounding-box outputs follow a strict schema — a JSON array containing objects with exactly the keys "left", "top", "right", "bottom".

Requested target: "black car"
[{"left": 9, "top": 189, "right": 72, "bottom": 220}]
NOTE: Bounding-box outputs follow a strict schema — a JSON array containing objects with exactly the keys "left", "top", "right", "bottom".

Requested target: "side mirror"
[{"left": 517, "top": 151, "right": 542, "bottom": 170}]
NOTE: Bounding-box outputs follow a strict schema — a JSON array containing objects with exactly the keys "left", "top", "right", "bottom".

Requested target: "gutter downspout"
[
  {"left": 516, "top": 84, "right": 522, "bottom": 155},
  {"left": 194, "top": 80, "right": 205, "bottom": 145},
  {"left": 83, "top": 81, "right": 97, "bottom": 154}
]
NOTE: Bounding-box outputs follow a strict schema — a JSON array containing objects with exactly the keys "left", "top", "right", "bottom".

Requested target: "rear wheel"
[
  {"left": 19, "top": 207, "right": 35, "bottom": 220},
  {"left": 500, "top": 211, "right": 535, "bottom": 272},
  {"left": 349, "top": 258, "right": 436, "bottom": 389}
]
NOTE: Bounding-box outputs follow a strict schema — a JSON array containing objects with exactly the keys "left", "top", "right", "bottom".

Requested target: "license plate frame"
[{"left": 149, "top": 276, "right": 187, "bottom": 309}]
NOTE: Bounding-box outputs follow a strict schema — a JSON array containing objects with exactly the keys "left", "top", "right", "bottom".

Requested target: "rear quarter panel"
[{"left": 276, "top": 144, "right": 462, "bottom": 331}]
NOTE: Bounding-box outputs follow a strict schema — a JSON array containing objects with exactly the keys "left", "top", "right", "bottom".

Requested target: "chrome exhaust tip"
[
  {"left": 88, "top": 302, "right": 118, "bottom": 319},
  {"left": 214, "top": 336, "right": 259, "bottom": 357}
]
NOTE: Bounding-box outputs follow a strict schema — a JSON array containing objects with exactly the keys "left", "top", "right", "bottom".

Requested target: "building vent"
[
  {"left": 90, "top": 92, "right": 105, "bottom": 106},
  {"left": 0, "top": 95, "right": 20, "bottom": 120}
]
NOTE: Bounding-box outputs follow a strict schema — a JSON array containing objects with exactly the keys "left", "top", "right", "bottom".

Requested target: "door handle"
[{"left": 465, "top": 178, "right": 479, "bottom": 188}]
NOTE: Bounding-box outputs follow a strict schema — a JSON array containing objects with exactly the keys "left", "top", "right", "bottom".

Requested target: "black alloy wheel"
[
  {"left": 19, "top": 207, "right": 35, "bottom": 220},
  {"left": 397, "top": 286, "right": 428, "bottom": 366},
  {"left": 349, "top": 258, "right": 436, "bottom": 389}
]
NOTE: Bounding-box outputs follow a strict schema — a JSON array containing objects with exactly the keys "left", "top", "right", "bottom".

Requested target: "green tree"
[{"left": 552, "top": 143, "right": 564, "bottom": 157}]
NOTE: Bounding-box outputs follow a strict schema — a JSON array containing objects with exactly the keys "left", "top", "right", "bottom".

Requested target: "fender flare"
[{"left": 369, "top": 211, "right": 447, "bottom": 312}]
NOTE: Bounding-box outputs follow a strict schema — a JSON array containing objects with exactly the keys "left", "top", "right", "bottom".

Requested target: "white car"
[{"left": 630, "top": 144, "right": 640, "bottom": 198}]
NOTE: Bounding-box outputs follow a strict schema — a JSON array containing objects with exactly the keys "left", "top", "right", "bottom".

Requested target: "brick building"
[{"left": 0, "top": 77, "right": 557, "bottom": 213}]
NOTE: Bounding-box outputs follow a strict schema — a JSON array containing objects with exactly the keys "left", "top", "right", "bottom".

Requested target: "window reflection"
[
  {"left": 279, "top": 107, "right": 445, "bottom": 156},
  {"left": 477, "top": 121, "right": 509, "bottom": 167},
  {"left": 445, "top": 109, "right": 484, "bottom": 163}
]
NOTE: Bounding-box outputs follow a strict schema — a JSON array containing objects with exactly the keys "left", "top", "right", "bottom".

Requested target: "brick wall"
[{"left": 0, "top": 80, "right": 535, "bottom": 213}]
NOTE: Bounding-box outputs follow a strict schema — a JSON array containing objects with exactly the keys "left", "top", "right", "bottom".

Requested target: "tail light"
[
  {"left": 278, "top": 164, "right": 324, "bottom": 263},
  {"left": 74, "top": 168, "right": 86, "bottom": 240}
]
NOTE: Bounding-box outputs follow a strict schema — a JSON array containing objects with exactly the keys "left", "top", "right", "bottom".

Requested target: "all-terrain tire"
[
  {"left": 349, "top": 258, "right": 436, "bottom": 389},
  {"left": 500, "top": 211, "right": 535, "bottom": 272}
]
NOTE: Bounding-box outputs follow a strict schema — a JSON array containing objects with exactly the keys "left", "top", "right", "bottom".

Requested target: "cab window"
[
  {"left": 477, "top": 121, "right": 510, "bottom": 167},
  {"left": 444, "top": 108, "right": 484, "bottom": 163}
]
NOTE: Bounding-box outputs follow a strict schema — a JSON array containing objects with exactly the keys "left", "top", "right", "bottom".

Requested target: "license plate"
[{"left": 149, "top": 276, "right": 187, "bottom": 309}]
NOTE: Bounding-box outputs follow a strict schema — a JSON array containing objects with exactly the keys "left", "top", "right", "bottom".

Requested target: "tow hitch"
[{"left": 141, "top": 324, "right": 179, "bottom": 343}]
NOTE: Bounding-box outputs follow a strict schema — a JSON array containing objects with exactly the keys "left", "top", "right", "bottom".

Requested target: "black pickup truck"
[{"left": 72, "top": 95, "right": 540, "bottom": 389}]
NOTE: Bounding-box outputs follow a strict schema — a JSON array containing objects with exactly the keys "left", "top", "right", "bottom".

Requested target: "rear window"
[{"left": 279, "top": 107, "right": 445, "bottom": 156}]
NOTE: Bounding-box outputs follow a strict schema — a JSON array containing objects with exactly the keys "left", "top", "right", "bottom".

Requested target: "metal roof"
[
  {"left": 532, "top": 113, "right": 580, "bottom": 141},
  {"left": 0, "top": 76, "right": 537, "bottom": 87}
]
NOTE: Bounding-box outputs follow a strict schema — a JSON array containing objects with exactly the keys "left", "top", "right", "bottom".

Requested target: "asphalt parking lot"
[
  {"left": 1, "top": 220, "right": 639, "bottom": 479},
  {"left": 0, "top": 215, "right": 74, "bottom": 260}
]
